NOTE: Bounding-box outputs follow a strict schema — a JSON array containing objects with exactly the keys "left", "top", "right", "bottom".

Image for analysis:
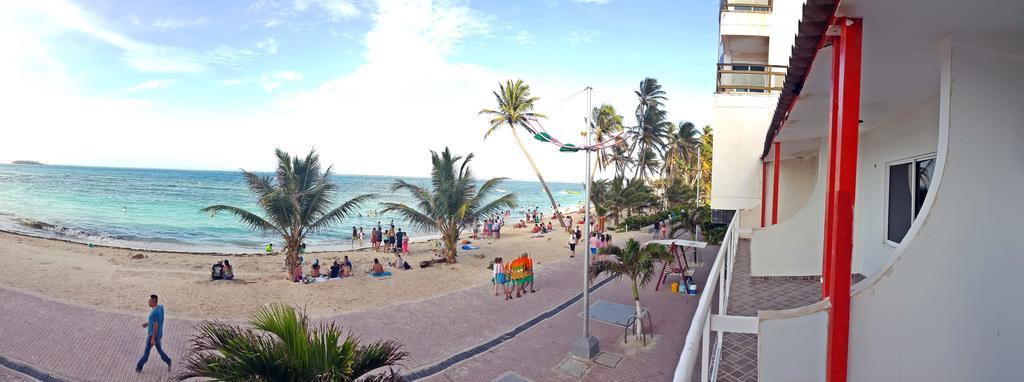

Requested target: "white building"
[{"left": 693, "top": 0, "right": 1024, "bottom": 381}]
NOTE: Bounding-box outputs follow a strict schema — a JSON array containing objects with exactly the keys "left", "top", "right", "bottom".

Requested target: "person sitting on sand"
[
  {"left": 310, "top": 259, "right": 321, "bottom": 278},
  {"left": 370, "top": 258, "right": 385, "bottom": 276},
  {"left": 546, "top": 222, "right": 554, "bottom": 232},
  {"left": 391, "top": 253, "right": 404, "bottom": 269},
  {"left": 531, "top": 224, "right": 541, "bottom": 233},
  {"left": 329, "top": 260, "right": 341, "bottom": 278},
  {"left": 223, "top": 260, "right": 234, "bottom": 280},
  {"left": 342, "top": 263, "right": 352, "bottom": 277},
  {"left": 211, "top": 261, "right": 224, "bottom": 280},
  {"left": 343, "top": 255, "right": 353, "bottom": 270}
]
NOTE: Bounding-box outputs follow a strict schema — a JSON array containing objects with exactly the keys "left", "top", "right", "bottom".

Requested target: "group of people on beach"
[
  {"left": 492, "top": 253, "right": 536, "bottom": 299},
  {"left": 473, "top": 213, "right": 506, "bottom": 240},
  {"left": 368, "top": 221, "right": 410, "bottom": 254}
]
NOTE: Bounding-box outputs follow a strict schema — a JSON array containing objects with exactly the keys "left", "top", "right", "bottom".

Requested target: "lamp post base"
[{"left": 569, "top": 335, "right": 600, "bottom": 359}]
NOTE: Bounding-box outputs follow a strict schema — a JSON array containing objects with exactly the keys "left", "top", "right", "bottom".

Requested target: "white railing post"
[
  {"left": 701, "top": 309, "right": 711, "bottom": 381},
  {"left": 673, "top": 212, "right": 743, "bottom": 382}
]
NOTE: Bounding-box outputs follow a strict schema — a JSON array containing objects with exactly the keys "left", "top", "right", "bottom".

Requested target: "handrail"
[
  {"left": 673, "top": 212, "right": 741, "bottom": 382},
  {"left": 720, "top": 0, "right": 772, "bottom": 12},
  {"left": 717, "top": 63, "right": 787, "bottom": 93}
]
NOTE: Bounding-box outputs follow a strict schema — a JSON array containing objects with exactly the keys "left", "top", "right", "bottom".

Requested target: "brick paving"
[
  {"left": 716, "top": 239, "right": 863, "bottom": 382},
  {"left": 424, "top": 245, "right": 720, "bottom": 382},
  {"left": 0, "top": 233, "right": 719, "bottom": 382}
]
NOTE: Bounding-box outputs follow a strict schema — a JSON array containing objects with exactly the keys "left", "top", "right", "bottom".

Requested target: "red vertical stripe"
[
  {"left": 772, "top": 142, "right": 781, "bottom": 225},
  {"left": 826, "top": 18, "right": 862, "bottom": 382},
  {"left": 822, "top": 36, "right": 840, "bottom": 299},
  {"left": 761, "top": 161, "right": 767, "bottom": 228}
]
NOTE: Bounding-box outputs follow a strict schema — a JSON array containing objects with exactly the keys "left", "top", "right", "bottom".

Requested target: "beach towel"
[
  {"left": 461, "top": 245, "right": 480, "bottom": 250},
  {"left": 508, "top": 258, "right": 528, "bottom": 284},
  {"left": 370, "top": 272, "right": 392, "bottom": 278}
]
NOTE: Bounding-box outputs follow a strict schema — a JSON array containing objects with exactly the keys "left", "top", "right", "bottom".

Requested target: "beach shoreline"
[{"left": 0, "top": 221, "right": 641, "bottom": 321}]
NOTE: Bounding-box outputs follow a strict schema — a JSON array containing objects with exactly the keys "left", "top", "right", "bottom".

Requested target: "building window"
[{"left": 886, "top": 155, "right": 936, "bottom": 244}]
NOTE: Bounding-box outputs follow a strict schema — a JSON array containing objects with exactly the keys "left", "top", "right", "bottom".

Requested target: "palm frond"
[{"left": 201, "top": 205, "right": 282, "bottom": 236}]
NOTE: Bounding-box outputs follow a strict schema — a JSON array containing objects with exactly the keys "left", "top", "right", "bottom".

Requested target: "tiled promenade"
[
  {"left": 716, "top": 240, "right": 863, "bottom": 382},
  {"left": 0, "top": 238, "right": 719, "bottom": 382}
]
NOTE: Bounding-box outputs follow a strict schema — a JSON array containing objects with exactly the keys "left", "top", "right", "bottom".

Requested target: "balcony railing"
[
  {"left": 720, "top": 0, "right": 772, "bottom": 13},
  {"left": 673, "top": 212, "right": 757, "bottom": 382},
  {"left": 717, "top": 63, "right": 786, "bottom": 94}
]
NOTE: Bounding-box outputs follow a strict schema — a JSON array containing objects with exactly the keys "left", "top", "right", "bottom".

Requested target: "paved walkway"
[
  {"left": 717, "top": 239, "right": 863, "bottom": 382},
  {"left": 0, "top": 234, "right": 717, "bottom": 382}
]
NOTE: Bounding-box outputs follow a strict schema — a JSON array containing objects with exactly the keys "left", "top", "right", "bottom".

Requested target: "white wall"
[
  {"left": 758, "top": 301, "right": 829, "bottom": 382},
  {"left": 848, "top": 35, "right": 1024, "bottom": 382},
  {"left": 710, "top": 94, "right": 777, "bottom": 220},
  {"left": 778, "top": 155, "right": 817, "bottom": 220},
  {"left": 749, "top": 139, "right": 826, "bottom": 276},
  {"left": 852, "top": 98, "right": 940, "bottom": 275}
]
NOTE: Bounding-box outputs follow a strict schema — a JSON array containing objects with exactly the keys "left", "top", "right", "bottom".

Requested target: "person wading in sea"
[{"left": 135, "top": 294, "right": 172, "bottom": 373}]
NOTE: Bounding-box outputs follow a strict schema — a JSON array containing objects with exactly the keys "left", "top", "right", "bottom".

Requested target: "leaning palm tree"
[
  {"left": 176, "top": 304, "right": 405, "bottom": 382},
  {"left": 590, "top": 239, "right": 671, "bottom": 338},
  {"left": 664, "top": 121, "right": 702, "bottom": 184},
  {"left": 380, "top": 148, "right": 516, "bottom": 264},
  {"left": 480, "top": 79, "right": 565, "bottom": 226},
  {"left": 202, "top": 149, "right": 373, "bottom": 279},
  {"left": 632, "top": 107, "right": 672, "bottom": 182}
]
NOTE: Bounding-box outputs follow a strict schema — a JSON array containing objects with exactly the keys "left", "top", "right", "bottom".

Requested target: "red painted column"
[
  {"left": 771, "top": 142, "right": 781, "bottom": 225},
  {"left": 826, "top": 18, "right": 861, "bottom": 382},
  {"left": 822, "top": 36, "right": 841, "bottom": 299},
  {"left": 761, "top": 161, "right": 767, "bottom": 227}
]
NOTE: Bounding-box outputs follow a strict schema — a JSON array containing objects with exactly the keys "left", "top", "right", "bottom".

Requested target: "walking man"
[{"left": 136, "top": 294, "right": 172, "bottom": 373}]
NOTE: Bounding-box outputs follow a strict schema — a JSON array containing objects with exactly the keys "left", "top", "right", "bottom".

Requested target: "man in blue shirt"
[{"left": 135, "top": 294, "right": 172, "bottom": 373}]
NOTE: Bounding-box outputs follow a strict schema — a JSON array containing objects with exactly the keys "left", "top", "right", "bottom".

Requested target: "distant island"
[{"left": 11, "top": 160, "right": 44, "bottom": 165}]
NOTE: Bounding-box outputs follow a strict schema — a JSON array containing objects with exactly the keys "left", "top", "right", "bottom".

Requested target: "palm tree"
[
  {"left": 664, "top": 121, "right": 702, "bottom": 184},
  {"left": 698, "top": 125, "right": 714, "bottom": 205},
  {"left": 628, "top": 78, "right": 669, "bottom": 180},
  {"left": 589, "top": 103, "right": 625, "bottom": 181},
  {"left": 608, "top": 141, "right": 634, "bottom": 179},
  {"left": 380, "top": 148, "right": 516, "bottom": 264},
  {"left": 632, "top": 107, "right": 672, "bottom": 182},
  {"left": 201, "top": 149, "right": 373, "bottom": 280},
  {"left": 662, "top": 121, "right": 702, "bottom": 207},
  {"left": 601, "top": 175, "right": 657, "bottom": 227},
  {"left": 480, "top": 79, "right": 565, "bottom": 226},
  {"left": 590, "top": 239, "right": 671, "bottom": 338},
  {"left": 176, "top": 304, "right": 405, "bottom": 382}
]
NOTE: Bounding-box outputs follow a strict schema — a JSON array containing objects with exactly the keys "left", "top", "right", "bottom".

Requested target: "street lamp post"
[{"left": 570, "top": 86, "right": 600, "bottom": 359}]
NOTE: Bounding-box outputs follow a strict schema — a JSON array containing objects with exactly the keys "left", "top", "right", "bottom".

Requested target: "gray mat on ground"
[{"left": 579, "top": 300, "right": 646, "bottom": 327}]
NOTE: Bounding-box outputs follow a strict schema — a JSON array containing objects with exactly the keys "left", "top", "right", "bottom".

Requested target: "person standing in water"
[{"left": 136, "top": 294, "right": 171, "bottom": 373}]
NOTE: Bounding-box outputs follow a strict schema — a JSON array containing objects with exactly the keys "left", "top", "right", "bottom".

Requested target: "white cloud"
[
  {"left": 223, "top": 70, "right": 302, "bottom": 92},
  {"left": 565, "top": 29, "right": 597, "bottom": 45},
  {"left": 256, "top": 37, "right": 279, "bottom": 54},
  {"left": 570, "top": 0, "right": 610, "bottom": 4},
  {"left": 262, "top": 18, "right": 282, "bottom": 28},
  {"left": 5, "top": 0, "right": 272, "bottom": 74},
  {"left": 126, "top": 79, "right": 174, "bottom": 92},
  {"left": 152, "top": 17, "right": 208, "bottom": 29},
  {"left": 512, "top": 30, "right": 535, "bottom": 46},
  {"left": 293, "top": 0, "right": 360, "bottom": 20}
]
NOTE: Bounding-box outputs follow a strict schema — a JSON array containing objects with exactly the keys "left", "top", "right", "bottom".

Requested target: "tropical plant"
[
  {"left": 698, "top": 125, "right": 714, "bottom": 205},
  {"left": 663, "top": 121, "right": 702, "bottom": 185},
  {"left": 202, "top": 149, "right": 373, "bottom": 279},
  {"left": 628, "top": 78, "right": 671, "bottom": 181},
  {"left": 589, "top": 104, "right": 625, "bottom": 180},
  {"left": 380, "top": 148, "right": 516, "bottom": 264},
  {"left": 480, "top": 79, "right": 565, "bottom": 226},
  {"left": 590, "top": 239, "right": 672, "bottom": 338},
  {"left": 669, "top": 204, "right": 712, "bottom": 240},
  {"left": 176, "top": 304, "right": 406, "bottom": 382},
  {"left": 600, "top": 175, "right": 658, "bottom": 227},
  {"left": 608, "top": 140, "right": 634, "bottom": 179}
]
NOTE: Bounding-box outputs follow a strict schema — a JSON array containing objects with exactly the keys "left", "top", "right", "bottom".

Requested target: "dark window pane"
[
  {"left": 749, "top": 65, "right": 766, "bottom": 72},
  {"left": 915, "top": 158, "right": 935, "bottom": 215},
  {"left": 888, "top": 163, "right": 913, "bottom": 243}
]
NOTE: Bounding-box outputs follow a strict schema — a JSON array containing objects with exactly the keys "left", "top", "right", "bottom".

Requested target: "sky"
[{"left": 0, "top": 0, "right": 719, "bottom": 182}]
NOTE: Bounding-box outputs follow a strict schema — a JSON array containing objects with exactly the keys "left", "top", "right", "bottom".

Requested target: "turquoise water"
[{"left": 0, "top": 164, "right": 583, "bottom": 253}]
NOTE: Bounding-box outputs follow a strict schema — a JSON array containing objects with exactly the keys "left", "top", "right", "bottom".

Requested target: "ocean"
[{"left": 0, "top": 164, "right": 584, "bottom": 253}]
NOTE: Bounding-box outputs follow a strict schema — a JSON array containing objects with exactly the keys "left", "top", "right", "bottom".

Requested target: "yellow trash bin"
[{"left": 670, "top": 282, "right": 679, "bottom": 293}]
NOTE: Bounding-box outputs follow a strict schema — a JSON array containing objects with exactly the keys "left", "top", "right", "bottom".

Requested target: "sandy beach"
[{"left": 0, "top": 221, "right": 643, "bottom": 320}]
